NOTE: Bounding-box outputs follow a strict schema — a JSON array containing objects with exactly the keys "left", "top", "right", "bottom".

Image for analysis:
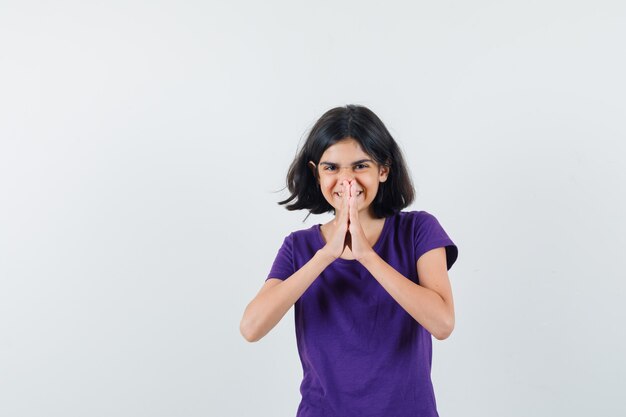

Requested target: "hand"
[
  {"left": 321, "top": 180, "right": 351, "bottom": 260},
  {"left": 348, "top": 180, "right": 375, "bottom": 262}
]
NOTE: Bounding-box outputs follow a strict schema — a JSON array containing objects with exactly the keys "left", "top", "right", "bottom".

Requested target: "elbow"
[
  {"left": 239, "top": 317, "right": 262, "bottom": 343},
  {"left": 433, "top": 317, "right": 455, "bottom": 341},
  {"left": 434, "top": 327, "right": 453, "bottom": 341}
]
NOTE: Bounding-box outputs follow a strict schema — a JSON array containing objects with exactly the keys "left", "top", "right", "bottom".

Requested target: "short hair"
[{"left": 278, "top": 104, "right": 415, "bottom": 222}]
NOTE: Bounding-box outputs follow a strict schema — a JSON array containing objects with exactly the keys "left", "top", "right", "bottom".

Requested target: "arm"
[
  {"left": 239, "top": 249, "right": 335, "bottom": 343},
  {"left": 360, "top": 247, "right": 455, "bottom": 340}
]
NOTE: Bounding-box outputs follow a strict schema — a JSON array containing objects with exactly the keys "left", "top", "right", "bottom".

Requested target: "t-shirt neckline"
[{"left": 315, "top": 212, "right": 394, "bottom": 264}]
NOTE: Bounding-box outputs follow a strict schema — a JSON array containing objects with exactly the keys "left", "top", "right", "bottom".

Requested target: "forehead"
[{"left": 319, "top": 139, "right": 371, "bottom": 162}]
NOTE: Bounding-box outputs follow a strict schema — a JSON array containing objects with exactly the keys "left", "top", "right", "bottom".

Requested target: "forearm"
[
  {"left": 241, "top": 249, "right": 335, "bottom": 342},
  {"left": 360, "top": 252, "right": 454, "bottom": 340}
]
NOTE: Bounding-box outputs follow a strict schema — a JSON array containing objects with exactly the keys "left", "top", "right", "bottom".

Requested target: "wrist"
[
  {"left": 316, "top": 248, "right": 337, "bottom": 264},
  {"left": 358, "top": 249, "right": 379, "bottom": 266}
]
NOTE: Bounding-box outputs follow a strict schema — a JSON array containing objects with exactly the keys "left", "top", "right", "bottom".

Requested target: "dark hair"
[{"left": 278, "top": 104, "right": 415, "bottom": 222}]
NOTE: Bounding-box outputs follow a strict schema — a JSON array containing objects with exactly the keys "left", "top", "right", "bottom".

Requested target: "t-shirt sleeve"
[
  {"left": 265, "top": 233, "right": 296, "bottom": 281},
  {"left": 414, "top": 211, "right": 459, "bottom": 271}
]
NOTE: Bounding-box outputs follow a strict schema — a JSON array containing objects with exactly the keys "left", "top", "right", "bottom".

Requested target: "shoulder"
[
  {"left": 290, "top": 223, "right": 318, "bottom": 239},
  {"left": 279, "top": 223, "right": 320, "bottom": 248},
  {"left": 404, "top": 209, "right": 437, "bottom": 221},
  {"left": 393, "top": 209, "right": 440, "bottom": 230},
  {"left": 401, "top": 210, "right": 458, "bottom": 270}
]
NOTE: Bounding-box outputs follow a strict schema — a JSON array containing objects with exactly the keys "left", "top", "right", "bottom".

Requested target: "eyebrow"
[{"left": 319, "top": 159, "right": 373, "bottom": 166}]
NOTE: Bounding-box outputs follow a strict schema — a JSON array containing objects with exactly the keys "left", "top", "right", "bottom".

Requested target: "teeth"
[{"left": 335, "top": 191, "right": 363, "bottom": 197}]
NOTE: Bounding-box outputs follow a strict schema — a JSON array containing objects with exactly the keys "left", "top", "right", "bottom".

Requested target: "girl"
[{"left": 240, "top": 104, "right": 458, "bottom": 417}]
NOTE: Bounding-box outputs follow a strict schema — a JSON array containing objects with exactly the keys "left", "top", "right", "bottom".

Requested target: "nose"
[{"left": 337, "top": 168, "right": 356, "bottom": 184}]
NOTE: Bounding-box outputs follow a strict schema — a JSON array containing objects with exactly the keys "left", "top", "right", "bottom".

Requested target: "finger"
[
  {"left": 350, "top": 181, "right": 356, "bottom": 202},
  {"left": 343, "top": 181, "right": 350, "bottom": 223},
  {"left": 350, "top": 183, "right": 359, "bottom": 226},
  {"left": 348, "top": 184, "right": 355, "bottom": 222},
  {"left": 341, "top": 182, "right": 348, "bottom": 218}
]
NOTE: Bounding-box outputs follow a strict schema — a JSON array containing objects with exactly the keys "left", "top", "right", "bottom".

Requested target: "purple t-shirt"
[{"left": 266, "top": 210, "right": 458, "bottom": 417}]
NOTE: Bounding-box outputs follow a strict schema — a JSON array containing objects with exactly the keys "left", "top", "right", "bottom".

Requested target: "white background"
[{"left": 1, "top": 1, "right": 625, "bottom": 416}]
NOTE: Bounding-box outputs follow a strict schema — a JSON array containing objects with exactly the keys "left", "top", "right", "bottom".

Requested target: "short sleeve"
[
  {"left": 413, "top": 211, "right": 458, "bottom": 270},
  {"left": 265, "top": 233, "right": 295, "bottom": 281}
]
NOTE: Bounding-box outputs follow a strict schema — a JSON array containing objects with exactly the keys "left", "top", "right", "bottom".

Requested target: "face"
[{"left": 308, "top": 138, "right": 389, "bottom": 217}]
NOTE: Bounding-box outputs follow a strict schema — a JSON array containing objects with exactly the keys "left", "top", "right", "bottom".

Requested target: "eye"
[
  {"left": 323, "top": 165, "right": 336, "bottom": 171},
  {"left": 355, "top": 164, "right": 368, "bottom": 170}
]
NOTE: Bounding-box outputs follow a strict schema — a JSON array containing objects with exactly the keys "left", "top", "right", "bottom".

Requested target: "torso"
[{"left": 320, "top": 218, "right": 386, "bottom": 260}]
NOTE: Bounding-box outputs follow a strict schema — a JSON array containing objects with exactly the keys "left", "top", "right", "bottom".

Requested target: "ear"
[
  {"left": 379, "top": 160, "right": 390, "bottom": 182},
  {"left": 308, "top": 161, "right": 319, "bottom": 182}
]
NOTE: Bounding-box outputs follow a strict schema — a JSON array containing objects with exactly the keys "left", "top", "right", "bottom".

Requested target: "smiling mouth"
[{"left": 334, "top": 190, "right": 363, "bottom": 197}]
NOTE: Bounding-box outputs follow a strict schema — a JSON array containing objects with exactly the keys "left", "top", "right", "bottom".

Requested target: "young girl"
[{"left": 240, "top": 104, "right": 459, "bottom": 417}]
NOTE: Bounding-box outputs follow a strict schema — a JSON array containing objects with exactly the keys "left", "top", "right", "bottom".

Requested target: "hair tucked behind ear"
[{"left": 277, "top": 104, "right": 415, "bottom": 222}]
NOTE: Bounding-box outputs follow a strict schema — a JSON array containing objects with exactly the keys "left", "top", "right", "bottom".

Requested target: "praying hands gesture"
[{"left": 321, "top": 180, "right": 375, "bottom": 262}]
